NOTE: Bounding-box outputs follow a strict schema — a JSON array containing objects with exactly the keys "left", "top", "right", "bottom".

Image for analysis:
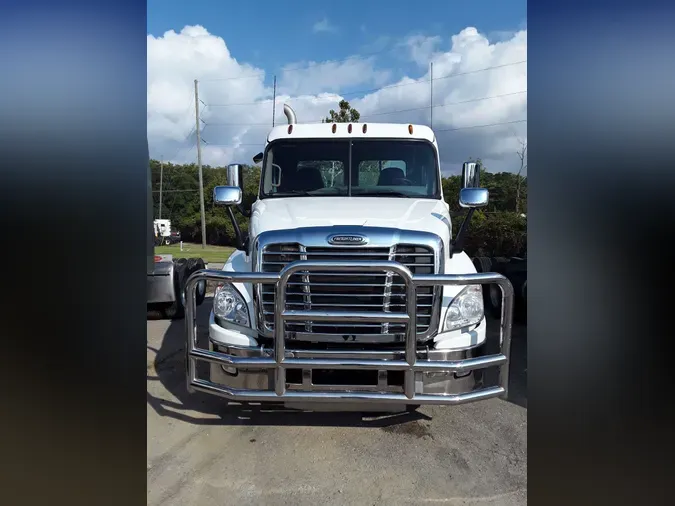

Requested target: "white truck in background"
[
  {"left": 153, "top": 218, "right": 181, "bottom": 246},
  {"left": 183, "top": 104, "right": 514, "bottom": 411}
]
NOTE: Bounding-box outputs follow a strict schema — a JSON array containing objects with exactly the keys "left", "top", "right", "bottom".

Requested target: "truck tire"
[
  {"left": 491, "top": 257, "right": 510, "bottom": 272},
  {"left": 486, "top": 257, "right": 516, "bottom": 319},
  {"left": 163, "top": 237, "right": 171, "bottom": 246},
  {"left": 472, "top": 256, "right": 492, "bottom": 273},
  {"left": 472, "top": 257, "right": 499, "bottom": 317},
  {"left": 506, "top": 271, "right": 527, "bottom": 323},
  {"left": 163, "top": 258, "right": 188, "bottom": 319},
  {"left": 186, "top": 258, "right": 207, "bottom": 306},
  {"left": 518, "top": 279, "right": 528, "bottom": 323},
  {"left": 487, "top": 283, "right": 503, "bottom": 319}
]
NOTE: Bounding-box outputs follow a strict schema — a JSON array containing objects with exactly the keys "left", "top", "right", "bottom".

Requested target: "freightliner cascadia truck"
[{"left": 182, "top": 105, "right": 514, "bottom": 412}]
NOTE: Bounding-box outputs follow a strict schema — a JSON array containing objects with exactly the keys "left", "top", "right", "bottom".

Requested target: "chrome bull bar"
[{"left": 184, "top": 260, "right": 514, "bottom": 406}]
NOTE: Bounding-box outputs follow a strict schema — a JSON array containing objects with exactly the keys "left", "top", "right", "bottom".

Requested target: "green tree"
[
  {"left": 150, "top": 158, "right": 527, "bottom": 255},
  {"left": 315, "top": 101, "right": 363, "bottom": 186},
  {"left": 323, "top": 99, "right": 361, "bottom": 123}
]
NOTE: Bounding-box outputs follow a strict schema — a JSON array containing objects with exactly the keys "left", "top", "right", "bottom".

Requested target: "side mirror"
[
  {"left": 213, "top": 186, "right": 242, "bottom": 206},
  {"left": 461, "top": 161, "right": 481, "bottom": 188},
  {"left": 459, "top": 187, "right": 489, "bottom": 208},
  {"left": 252, "top": 152, "right": 263, "bottom": 164},
  {"left": 227, "top": 163, "right": 243, "bottom": 188}
]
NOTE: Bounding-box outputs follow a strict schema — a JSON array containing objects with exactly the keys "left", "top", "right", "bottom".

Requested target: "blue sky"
[
  {"left": 147, "top": 1, "right": 527, "bottom": 173},
  {"left": 147, "top": 0, "right": 527, "bottom": 86}
]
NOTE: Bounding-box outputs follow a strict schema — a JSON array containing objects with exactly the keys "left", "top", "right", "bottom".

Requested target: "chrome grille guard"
[{"left": 185, "top": 260, "right": 514, "bottom": 406}]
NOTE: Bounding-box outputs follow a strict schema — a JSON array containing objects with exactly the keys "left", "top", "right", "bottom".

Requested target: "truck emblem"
[{"left": 327, "top": 234, "right": 368, "bottom": 246}]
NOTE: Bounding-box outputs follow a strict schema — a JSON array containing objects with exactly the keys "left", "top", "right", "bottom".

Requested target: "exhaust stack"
[{"left": 283, "top": 103, "right": 297, "bottom": 125}]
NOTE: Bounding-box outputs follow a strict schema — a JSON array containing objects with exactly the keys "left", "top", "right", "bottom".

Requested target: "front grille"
[{"left": 259, "top": 243, "right": 436, "bottom": 341}]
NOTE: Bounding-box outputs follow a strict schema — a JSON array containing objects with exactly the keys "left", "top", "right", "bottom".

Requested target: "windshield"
[{"left": 260, "top": 139, "right": 440, "bottom": 199}]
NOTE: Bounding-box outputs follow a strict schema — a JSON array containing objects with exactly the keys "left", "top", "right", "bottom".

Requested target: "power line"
[
  {"left": 359, "top": 90, "right": 527, "bottom": 119},
  {"left": 340, "top": 59, "right": 527, "bottom": 99},
  {"left": 163, "top": 125, "right": 196, "bottom": 162},
  {"left": 435, "top": 119, "right": 527, "bottom": 133},
  {"left": 152, "top": 189, "right": 200, "bottom": 193},
  {"left": 202, "top": 89, "right": 526, "bottom": 127},
  {"left": 206, "top": 60, "right": 527, "bottom": 107},
  {"left": 200, "top": 73, "right": 266, "bottom": 82},
  {"left": 157, "top": 64, "right": 527, "bottom": 159},
  {"left": 200, "top": 143, "right": 265, "bottom": 147},
  {"left": 199, "top": 119, "right": 528, "bottom": 147}
]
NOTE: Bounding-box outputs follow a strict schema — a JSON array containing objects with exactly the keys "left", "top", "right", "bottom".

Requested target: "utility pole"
[
  {"left": 158, "top": 156, "right": 164, "bottom": 219},
  {"left": 430, "top": 62, "right": 433, "bottom": 129},
  {"left": 194, "top": 79, "right": 207, "bottom": 249},
  {"left": 272, "top": 75, "right": 277, "bottom": 127}
]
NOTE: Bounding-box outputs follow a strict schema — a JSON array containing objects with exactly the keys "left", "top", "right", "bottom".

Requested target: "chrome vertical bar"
[
  {"left": 381, "top": 245, "right": 396, "bottom": 335},
  {"left": 274, "top": 276, "right": 286, "bottom": 396},
  {"left": 184, "top": 271, "right": 200, "bottom": 391},
  {"left": 497, "top": 277, "right": 514, "bottom": 399},
  {"left": 299, "top": 245, "right": 312, "bottom": 333},
  {"left": 404, "top": 267, "right": 417, "bottom": 399}
]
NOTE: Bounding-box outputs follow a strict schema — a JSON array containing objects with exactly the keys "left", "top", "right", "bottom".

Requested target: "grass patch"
[{"left": 155, "top": 242, "right": 235, "bottom": 264}]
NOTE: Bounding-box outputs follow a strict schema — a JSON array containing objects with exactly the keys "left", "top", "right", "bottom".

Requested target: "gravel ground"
[{"left": 147, "top": 299, "right": 527, "bottom": 506}]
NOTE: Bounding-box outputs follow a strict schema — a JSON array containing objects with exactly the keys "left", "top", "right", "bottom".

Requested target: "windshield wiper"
[
  {"left": 354, "top": 190, "right": 412, "bottom": 198},
  {"left": 272, "top": 190, "right": 315, "bottom": 196}
]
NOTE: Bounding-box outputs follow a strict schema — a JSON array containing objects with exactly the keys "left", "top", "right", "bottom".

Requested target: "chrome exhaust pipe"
[{"left": 283, "top": 103, "right": 297, "bottom": 125}]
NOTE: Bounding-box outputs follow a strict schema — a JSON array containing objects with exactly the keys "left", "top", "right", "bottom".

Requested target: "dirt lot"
[{"left": 147, "top": 298, "right": 527, "bottom": 506}]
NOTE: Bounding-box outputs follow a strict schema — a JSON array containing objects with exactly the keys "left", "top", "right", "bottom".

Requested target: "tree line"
[{"left": 150, "top": 159, "right": 527, "bottom": 257}]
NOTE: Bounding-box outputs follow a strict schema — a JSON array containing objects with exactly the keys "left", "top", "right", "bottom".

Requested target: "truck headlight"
[
  {"left": 443, "top": 285, "right": 484, "bottom": 332},
  {"left": 213, "top": 284, "right": 250, "bottom": 327}
]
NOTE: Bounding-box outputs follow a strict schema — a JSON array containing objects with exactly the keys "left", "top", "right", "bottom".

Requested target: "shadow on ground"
[{"left": 147, "top": 298, "right": 527, "bottom": 427}]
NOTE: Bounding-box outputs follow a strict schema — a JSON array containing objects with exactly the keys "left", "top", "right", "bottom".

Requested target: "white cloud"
[
  {"left": 402, "top": 34, "right": 443, "bottom": 67},
  {"left": 147, "top": 25, "right": 527, "bottom": 174},
  {"left": 312, "top": 18, "right": 336, "bottom": 34},
  {"left": 278, "top": 57, "right": 391, "bottom": 96}
]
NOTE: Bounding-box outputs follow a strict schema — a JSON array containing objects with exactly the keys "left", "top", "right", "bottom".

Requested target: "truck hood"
[{"left": 250, "top": 197, "right": 453, "bottom": 247}]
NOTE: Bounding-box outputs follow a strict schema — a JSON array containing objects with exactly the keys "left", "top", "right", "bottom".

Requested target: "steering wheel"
[{"left": 397, "top": 178, "right": 414, "bottom": 186}]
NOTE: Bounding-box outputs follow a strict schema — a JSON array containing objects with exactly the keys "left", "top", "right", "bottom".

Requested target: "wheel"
[
  {"left": 472, "top": 256, "right": 492, "bottom": 273},
  {"left": 486, "top": 257, "right": 513, "bottom": 318},
  {"left": 487, "top": 283, "right": 503, "bottom": 318},
  {"left": 472, "top": 257, "right": 499, "bottom": 316},
  {"left": 163, "top": 238, "right": 171, "bottom": 246},
  {"left": 163, "top": 258, "right": 188, "bottom": 319},
  {"left": 517, "top": 278, "right": 528, "bottom": 323},
  {"left": 186, "top": 258, "right": 207, "bottom": 306},
  {"left": 491, "top": 257, "right": 510, "bottom": 272}
]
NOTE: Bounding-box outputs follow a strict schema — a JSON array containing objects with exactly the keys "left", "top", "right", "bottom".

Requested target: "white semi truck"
[
  {"left": 183, "top": 105, "right": 513, "bottom": 410},
  {"left": 153, "top": 219, "right": 181, "bottom": 246}
]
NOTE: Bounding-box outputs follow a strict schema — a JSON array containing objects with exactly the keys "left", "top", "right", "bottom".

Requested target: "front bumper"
[{"left": 184, "top": 260, "right": 513, "bottom": 407}]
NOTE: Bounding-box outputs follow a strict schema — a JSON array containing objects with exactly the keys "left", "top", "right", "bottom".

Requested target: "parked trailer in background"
[
  {"left": 183, "top": 104, "right": 514, "bottom": 411},
  {"left": 147, "top": 149, "right": 207, "bottom": 319},
  {"left": 472, "top": 215, "right": 527, "bottom": 322}
]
